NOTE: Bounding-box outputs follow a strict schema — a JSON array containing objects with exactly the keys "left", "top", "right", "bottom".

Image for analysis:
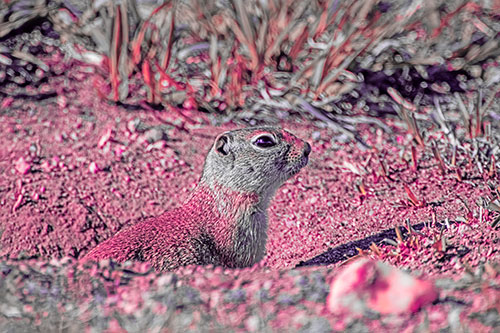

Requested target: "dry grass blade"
[
  {"left": 395, "top": 226, "right": 403, "bottom": 243},
  {"left": 232, "top": 0, "right": 258, "bottom": 69},
  {"left": 263, "top": 1, "right": 308, "bottom": 62},
  {"left": 160, "top": 3, "right": 176, "bottom": 70},
  {"left": 489, "top": 156, "right": 497, "bottom": 178},
  {"left": 433, "top": 97, "right": 457, "bottom": 146},
  {"left": 431, "top": 142, "right": 447, "bottom": 175},
  {"left": 288, "top": 24, "right": 308, "bottom": 61},
  {"left": 411, "top": 145, "right": 418, "bottom": 172},
  {"left": 110, "top": 5, "right": 122, "bottom": 102},
  {"left": 394, "top": 105, "right": 424, "bottom": 147},
  {"left": 492, "top": 215, "right": 500, "bottom": 229},
  {"left": 131, "top": 22, "right": 147, "bottom": 65},
  {"left": 454, "top": 92, "right": 471, "bottom": 137},
  {"left": 475, "top": 89, "right": 482, "bottom": 138},
  {"left": 118, "top": 1, "right": 130, "bottom": 101},
  {"left": 142, "top": 60, "right": 153, "bottom": 103},
  {"left": 387, "top": 87, "right": 416, "bottom": 112},
  {"left": 369, "top": 242, "right": 382, "bottom": 256},
  {"left": 233, "top": 0, "right": 254, "bottom": 45},
  {"left": 404, "top": 184, "right": 424, "bottom": 207},
  {"left": 383, "top": 238, "right": 398, "bottom": 246}
]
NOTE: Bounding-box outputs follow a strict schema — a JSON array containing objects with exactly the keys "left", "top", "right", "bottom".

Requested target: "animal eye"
[{"left": 254, "top": 135, "right": 276, "bottom": 148}]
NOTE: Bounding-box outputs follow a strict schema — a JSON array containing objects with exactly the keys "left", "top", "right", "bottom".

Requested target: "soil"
[{"left": 0, "top": 59, "right": 499, "bottom": 331}]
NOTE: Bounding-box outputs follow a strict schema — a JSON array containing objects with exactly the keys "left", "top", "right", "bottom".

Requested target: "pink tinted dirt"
[{"left": 0, "top": 61, "right": 499, "bottom": 331}]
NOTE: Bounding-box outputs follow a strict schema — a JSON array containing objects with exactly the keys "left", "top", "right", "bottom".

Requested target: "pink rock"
[
  {"left": 327, "top": 258, "right": 438, "bottom": 315},
  {"left": 41, "top": 160, "right": 52, "bottom": 172},
  {"left": 88, "top": 162, "right": 100, "bottom": 174},
  {"left": 15, "top": 157, "right": 31, "bottom": 175},
  {"left": 51, "top": 156, "right": 60, "bottom": 165},
  {"left": 98, "top": 128, "right": 113, "bottom": 148},
  {"left": 1, "top": 97, "right": 13, "bottom": 109},
  {"left": 114, "top": 145, "right": 126, "bottom": 157},
  {"left": 57, "top": 95, "right": 67, "bottom": 108}
]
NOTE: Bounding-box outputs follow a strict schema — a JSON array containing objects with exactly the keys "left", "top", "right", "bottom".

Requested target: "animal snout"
[{"left": 303, "top": 142, "right": 311, "bottom": 157}]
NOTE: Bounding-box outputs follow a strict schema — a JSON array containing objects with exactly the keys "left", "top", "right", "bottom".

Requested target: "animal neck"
[
  {"left": 187, "top": 182, "right": 270, "bottom": 267},
  {"left": 188, "top": 181, "right": 261, "bottom": 212}
]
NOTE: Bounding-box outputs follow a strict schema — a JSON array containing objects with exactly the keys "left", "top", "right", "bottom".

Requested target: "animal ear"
[{"left": 215, "top": 134, "right": 231, "bottom": 155}]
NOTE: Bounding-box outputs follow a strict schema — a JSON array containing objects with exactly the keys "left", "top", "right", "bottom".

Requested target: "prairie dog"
[{"left": 83, "top": 126, "right": 311, "bottom": 271}]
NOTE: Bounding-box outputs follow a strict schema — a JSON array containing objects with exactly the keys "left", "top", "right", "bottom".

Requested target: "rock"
[
  {"left": 14, "top": 157, "right": 31, "bottom": 175},
  {"left": 327, "top": 258, "right": 438, "bottom": 315},
  {"left": 88, "top": 162, "right": 100, "bottom": 174},
  {"left": 141, "top": 127, "right": 166, "bottom": 144}
]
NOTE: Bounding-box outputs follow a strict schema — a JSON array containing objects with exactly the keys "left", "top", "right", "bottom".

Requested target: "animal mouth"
[
  {"left": 285, "top": 154, "right": 309, "bottom": 177},
  {"left": 279, "top": 142, "right": 310, "bottom": 179},
  {"left": 299, "top": 154, "right": 309, "bottom": 168}
]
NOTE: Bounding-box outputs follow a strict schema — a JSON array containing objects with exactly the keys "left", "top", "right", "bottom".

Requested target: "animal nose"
[{"left": 303, "top": 142, "right": 311, "bottom": 157}]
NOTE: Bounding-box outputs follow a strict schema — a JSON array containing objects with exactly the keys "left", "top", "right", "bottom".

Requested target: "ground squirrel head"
[{"left": 200, "top": 126, "right": 311, "bottom": 199}]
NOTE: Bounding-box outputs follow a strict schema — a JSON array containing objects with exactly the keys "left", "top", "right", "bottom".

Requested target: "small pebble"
[
  {"left": 15, "top": 157, "right": 31, "bottom": 175},
  {"left": 89, "top": 162, "right": 100, "bottom": 174}
]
